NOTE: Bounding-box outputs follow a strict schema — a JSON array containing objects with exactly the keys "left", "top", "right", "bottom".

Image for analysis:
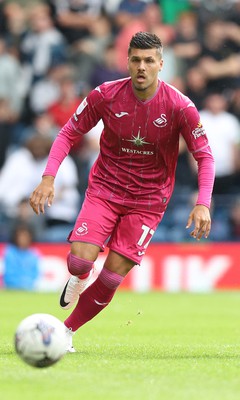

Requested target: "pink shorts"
[{"left": 68, "top": 193, "right": 164, "bottom": 265}]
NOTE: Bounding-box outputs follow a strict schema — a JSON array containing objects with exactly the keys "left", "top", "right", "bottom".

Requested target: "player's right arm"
[
  {"left": 29, "top": 125, "right": 78, "bottom": 215},
  {"left": 29, "top": 88, "right": 104, "bottom": 215}
]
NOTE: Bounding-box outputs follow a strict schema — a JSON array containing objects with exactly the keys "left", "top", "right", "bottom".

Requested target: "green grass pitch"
[{"left": 1, "top": 290, "right": 240, "bottom": 400}]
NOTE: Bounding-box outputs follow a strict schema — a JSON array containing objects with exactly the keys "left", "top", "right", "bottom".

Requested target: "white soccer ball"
[{"left": 14, "top": 313, "right": 68, "bottom": 368}]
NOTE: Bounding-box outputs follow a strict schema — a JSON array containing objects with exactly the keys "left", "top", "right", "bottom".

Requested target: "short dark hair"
[{"left": 128, "top": 32, "right": 163, "bottom": 57}]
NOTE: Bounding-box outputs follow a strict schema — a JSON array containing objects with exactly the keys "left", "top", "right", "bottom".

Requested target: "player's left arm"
[
  {"left": 179, "top": 103, "right": 215, "bottom": 240},
  {"left": 186, "top": 147, "right": 215, "bottom": 240}
]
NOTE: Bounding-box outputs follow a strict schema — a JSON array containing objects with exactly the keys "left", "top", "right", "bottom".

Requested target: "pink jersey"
[{"left": 44, "top": 78, "right": 214, "bottom": 212}]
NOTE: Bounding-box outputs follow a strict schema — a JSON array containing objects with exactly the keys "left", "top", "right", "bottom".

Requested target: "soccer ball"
[{"left": 14, "top": 313, "right": 68, "bottom": 368}]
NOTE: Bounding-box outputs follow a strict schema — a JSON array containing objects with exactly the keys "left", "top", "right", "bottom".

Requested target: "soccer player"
[{"left": 29, "top": 32, "right": 215, "bottom": 351}]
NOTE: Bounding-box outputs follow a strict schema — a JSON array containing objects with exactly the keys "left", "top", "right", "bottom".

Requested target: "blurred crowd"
[{"left": 0, "top": 0, "right": 239, "bottom": 244}]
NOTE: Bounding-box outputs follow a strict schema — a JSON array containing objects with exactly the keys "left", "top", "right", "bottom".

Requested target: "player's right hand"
[{"left": 29, "top": 175, "right": 55, "bottom": 215}]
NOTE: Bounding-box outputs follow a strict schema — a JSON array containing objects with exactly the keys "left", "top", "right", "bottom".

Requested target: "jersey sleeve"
[
  {"left": 70, "top": 86, "right": 105, "bottom": 134},
  {"left": 43, "top": 86, "right": 105, "bottom": 177},
  {"left": 193, "top": 146, "right": 215, "bottom": 208},
  {"left": 178, "top": 103, "right": 209, "bottom": 153},
  {"left": 178, "top": 101, "right": 215, "bottom": 208}
]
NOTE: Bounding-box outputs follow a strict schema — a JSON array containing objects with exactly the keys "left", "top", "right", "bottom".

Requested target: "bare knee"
[
  {"left": 104, "top": 251, "right": 135, "bottom": 277},
  {"left": 70, "top": 242, "right": 100, "bottom": 261}
]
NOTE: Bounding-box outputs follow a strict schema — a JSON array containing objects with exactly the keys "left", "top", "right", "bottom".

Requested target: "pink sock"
[
  {"left": 67, "top": 253, "right": 93, "bottom": 279},
  {"left": 64, "top": 267, "right": 124, "bottom": 331}
]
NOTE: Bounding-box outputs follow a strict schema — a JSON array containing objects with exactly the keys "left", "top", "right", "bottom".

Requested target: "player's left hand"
[{"left": 186, "top": 204, "right": 211, "bottom": 240}]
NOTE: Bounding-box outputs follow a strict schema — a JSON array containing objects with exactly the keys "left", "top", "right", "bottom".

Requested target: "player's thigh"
[
  {"left": 69, "top": 193, "right": 119, "bottom": 259},
  {"left": 109, "top": 210, "right": 164, "bottom": 265}
]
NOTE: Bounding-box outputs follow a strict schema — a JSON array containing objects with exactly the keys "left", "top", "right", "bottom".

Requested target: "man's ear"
[{"left": 159, "top": 59, "right": 164, "bottom": 71}]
